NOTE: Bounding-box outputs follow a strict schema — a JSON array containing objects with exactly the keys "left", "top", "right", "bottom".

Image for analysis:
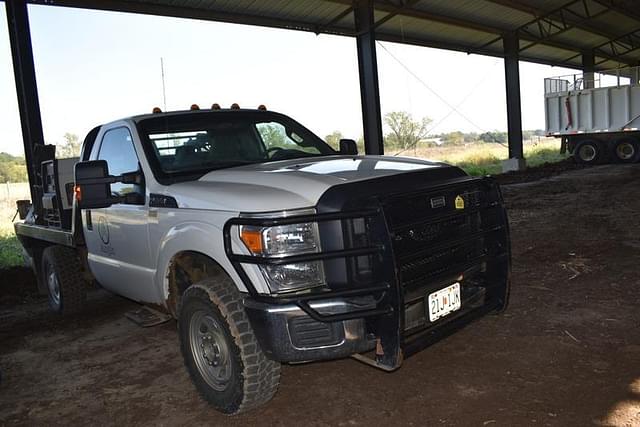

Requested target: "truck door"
[{"left": 83, "top": 126, "right": 154, "bottom": 302}]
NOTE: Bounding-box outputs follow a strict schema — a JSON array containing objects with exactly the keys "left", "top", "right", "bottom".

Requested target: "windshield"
[{"left": 137, "top": 111, "right": 335, "bottom": 179}]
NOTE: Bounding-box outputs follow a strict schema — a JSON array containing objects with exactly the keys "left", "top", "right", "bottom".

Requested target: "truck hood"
[{"left": 169, "top": 155, "right": 460, "bottom": 212}]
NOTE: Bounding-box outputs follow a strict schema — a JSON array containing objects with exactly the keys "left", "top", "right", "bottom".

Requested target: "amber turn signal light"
[{"left": 240, "top": 228, "right": 263, "bottom": 254}]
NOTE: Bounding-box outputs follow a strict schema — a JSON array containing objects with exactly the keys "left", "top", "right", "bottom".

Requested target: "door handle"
[{"left": 86, "top": 210, "right": 93, "bottom": 230}]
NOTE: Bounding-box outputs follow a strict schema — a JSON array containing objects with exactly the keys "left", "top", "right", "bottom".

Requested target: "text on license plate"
[{"left": 428, "top": 282, "right": 461, "bottom": 322}]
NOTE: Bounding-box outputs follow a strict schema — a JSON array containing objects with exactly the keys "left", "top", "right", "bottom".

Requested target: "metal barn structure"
[{"left": 6, "top": 0, "right": 640, "bottom": 187}]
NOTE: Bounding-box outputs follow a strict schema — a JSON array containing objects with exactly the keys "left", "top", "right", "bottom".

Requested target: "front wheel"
[{"left": 178, "top": 276, "right": 281, "bottom": 415}]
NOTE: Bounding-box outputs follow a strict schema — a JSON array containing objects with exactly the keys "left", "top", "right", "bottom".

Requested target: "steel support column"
[
  {"left": 503, "top": 31, "right": 524, "bottom": 163},
  {"left": 354, "top": 0, "right": 384, "bottom": 155},
  {"left": 582, "top": 50, "right": 595, "bottom": 89},
  {"left": 6, "top": 0, "right": 44, "bottom": 200}
]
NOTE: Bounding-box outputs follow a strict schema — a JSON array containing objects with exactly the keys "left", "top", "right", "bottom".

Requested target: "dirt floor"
[{"left": 1, "top": 164, "right": 639, "bottom": 426}]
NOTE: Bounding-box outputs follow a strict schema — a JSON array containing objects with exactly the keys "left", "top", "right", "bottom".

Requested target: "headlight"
[{"left": 239, "top": 220, "right": 325, "bottom": 293}]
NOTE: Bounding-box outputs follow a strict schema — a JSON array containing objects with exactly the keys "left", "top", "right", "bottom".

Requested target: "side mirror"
[
  {"left": 339, "top": 139, "right": 358, "bottom": 155},
  {"left": 74, "top": 160, "right": 119, "bottom": 209}
]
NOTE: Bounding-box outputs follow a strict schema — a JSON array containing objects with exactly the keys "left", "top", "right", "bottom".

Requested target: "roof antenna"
[{"left": 160, "top": 57, "right": 167, "bottom": 111}]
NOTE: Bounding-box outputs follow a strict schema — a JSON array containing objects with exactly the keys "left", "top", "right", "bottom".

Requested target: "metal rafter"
[
  {"left": 26, "top": 0, "right": 640, "bottom": 69},
  {"left": 316, "top": 5, "right": 353, "bottom": 34},
  {"left": 486, "top": 0, "right": 619, "bottom": 42},
  {"left": 480, "top": 0, "right": 612, "bottom": 52},
  {"left": 28, "top": 0, "right": 356, "bottom": 36},
  {"left": 562, "top": 27, "right": 640, "bottom": 65},
  {"left": 518, "top": 0, "right": 612, "bottom": 52},
  {"left": 592, "top": 0, "right": 640, "bottom": 24},
  {"left": 328, "top": 0, "right": 630, "bottom": 66},
  {"left": 371, "top": 0, "right": 420, "bottom": 31}
]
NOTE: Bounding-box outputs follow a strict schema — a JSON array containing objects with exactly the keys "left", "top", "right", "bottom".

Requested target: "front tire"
[
  {"left": 178, "top": 276, "right": 281, "bottom": 415},
  {"left": 41, "top": 245, "right": 87, "bottom": 315}
]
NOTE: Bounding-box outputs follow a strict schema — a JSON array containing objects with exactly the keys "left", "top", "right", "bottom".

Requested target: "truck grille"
[{"left": 381, "top": 180, "right": 507, "bottom": 333}]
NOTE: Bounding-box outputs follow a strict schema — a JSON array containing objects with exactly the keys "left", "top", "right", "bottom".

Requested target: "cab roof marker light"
[
  {"left": 190, "top": 104, "right": 200, "bottom": 110},
  {"left": 211, "top": 103, "right": 221, "bottom": 110},
  {"left": 231, "top": 103, "right": 240, "bottom": 110},
  {"left": 152, "top": 107, "right": 162, "bottom": 113},
  {"left": 258, "top": 104, "right": 267, "bottom": 111}
]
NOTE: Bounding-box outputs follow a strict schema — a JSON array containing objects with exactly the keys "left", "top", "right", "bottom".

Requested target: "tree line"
[
  {"left": 325, "top": 111, "right": 545, "bottom": 151},
  {"left": 0, "top": 133, "right": 81, "bottom": 183}
]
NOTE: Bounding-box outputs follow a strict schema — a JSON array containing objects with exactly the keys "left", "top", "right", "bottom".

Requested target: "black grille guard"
[{"left": 222, "top": 175, "right": 511, "bottom": 370}]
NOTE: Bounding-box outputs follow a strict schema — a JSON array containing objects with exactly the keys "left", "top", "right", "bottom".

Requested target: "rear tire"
[
  {"left": 610, "top": 137, "right": 640, "bottom": 163},
  {"left": 178, "top": 276, "right": 281, "bottom": 415},
  {"left": 41, "top": 245, "right": 87, "bottom": 315},
  {"left": 573, "top": 139, "right": 604, "bottom": 165}
]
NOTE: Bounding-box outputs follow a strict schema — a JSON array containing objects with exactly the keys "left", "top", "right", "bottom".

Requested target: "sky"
[{"left": 0, "top": 3, "right": 577, "bottom": 156}]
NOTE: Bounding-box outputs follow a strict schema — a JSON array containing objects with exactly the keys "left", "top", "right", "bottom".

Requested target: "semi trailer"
[
  {"left": 545, "top": 66, "right": 640, "bottom": 164},
  {"left": 13, "top": 105, "right": 511, "bottom": 414}
]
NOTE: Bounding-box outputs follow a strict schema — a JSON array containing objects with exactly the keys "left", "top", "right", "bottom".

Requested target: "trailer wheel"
[
  {"left": 41, "top": 246, "right": 87, "bottom": 315},
  {"left": 573, "top": 140, "right": 603, "bottom": 164},
  {"left": 178, "top": 276, "right": 280, "bottom": 415},
  {"left": 610, "top": 137, "right": 640, "bottom": 163}
]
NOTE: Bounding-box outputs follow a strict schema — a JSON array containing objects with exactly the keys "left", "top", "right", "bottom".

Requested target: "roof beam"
[
  {"left": 517, "top": 0, "right": 612, "bottom": 52},
  {"left": 329, "top": 0, "right": 629, "bottom": 65},
  {"left": 480, "top": 1, "right": 610, "bottom": 50},
  {"left": 486, "top": 0, "right": 620, "bottom": 42},
  {"left": 478, "top": 0, "right": 630, "bottom": 65},
  {"left": 375, "top": 31, "right": 584, "bottom": 69},
  {"left": 27, "top": 0, "right": 639, "bottom": 70},
  {"left": 316, "top": 5, "right": 353, "bottom": 34},
  {"left": 562, "top": 26, "right": 640, "bottom": 65},
  {"left": 592, "top": 0, "right": 640, "bottom": 24},
  {"left": 27, "top": 0, "right": 356, "bottom": 36}
]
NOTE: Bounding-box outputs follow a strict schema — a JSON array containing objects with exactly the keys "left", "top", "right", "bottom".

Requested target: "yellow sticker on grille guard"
[{"left": 455, "top": 195, "right": 465, "bottom": 209}]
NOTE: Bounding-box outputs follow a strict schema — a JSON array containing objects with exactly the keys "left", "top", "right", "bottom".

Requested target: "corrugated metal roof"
[{"left": 29, "top": 0, "right": 640, "bottom": 71}]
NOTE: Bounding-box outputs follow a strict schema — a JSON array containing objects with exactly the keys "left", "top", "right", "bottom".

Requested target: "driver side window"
[
  {"left": 98, "top": 127, "right": 144, "bottom": 203},
  {"left": 255, "top": 122, "right": 320, "bottom": 155}
]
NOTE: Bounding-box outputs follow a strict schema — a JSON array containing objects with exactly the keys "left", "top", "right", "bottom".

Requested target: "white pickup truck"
[{"left": 15, "top": 106, "right": 511, "bottom": 414}]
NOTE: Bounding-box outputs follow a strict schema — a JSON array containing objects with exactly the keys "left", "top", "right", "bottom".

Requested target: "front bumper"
[{"left": 243, "top": 297, "right": 376, "bottom": 363}]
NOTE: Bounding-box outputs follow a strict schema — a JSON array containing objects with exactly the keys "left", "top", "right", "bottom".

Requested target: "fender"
[{"left": 152, "top": 217, "right": 269, "bottom": 308}]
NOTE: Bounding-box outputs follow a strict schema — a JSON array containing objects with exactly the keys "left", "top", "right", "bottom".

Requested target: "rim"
[
  {"left": 578, "top": 144, "right": 597, "bottom": 162},
  {"left": 616, "top": 142, "right": 635, "bottom": 160},
  {"left": 189, "top": 310, "right": 232, "bottom": 391},
  {"left": 47, "top": 266, "right": 61, "bottom": 307}
]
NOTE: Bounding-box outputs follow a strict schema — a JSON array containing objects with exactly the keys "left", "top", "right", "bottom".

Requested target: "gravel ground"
[{"left": 1, "top": 163, "right": 639, "bottom": 426}]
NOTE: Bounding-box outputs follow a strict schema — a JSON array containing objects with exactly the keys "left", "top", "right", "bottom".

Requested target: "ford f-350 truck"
[{"left": 14, "top": 106, "right": 511, "bottom": 414}]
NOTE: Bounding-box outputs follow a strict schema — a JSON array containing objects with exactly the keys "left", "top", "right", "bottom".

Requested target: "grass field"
[
  {"left": 388, "top": 137, "right": 567, "bottom": 176},
  {"left": 0, "top": 183, "right": 30, "bottom": 269},
  {"left": 0, "top": 139, "right": 565, "bottom": 268}
]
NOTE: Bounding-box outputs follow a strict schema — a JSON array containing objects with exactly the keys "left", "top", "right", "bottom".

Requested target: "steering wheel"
[{"left": 266, "top": 147, "right": 284, "bottom": 158}]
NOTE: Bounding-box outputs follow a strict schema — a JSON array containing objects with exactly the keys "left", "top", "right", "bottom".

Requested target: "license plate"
[{"left": 427, "top": 282, "right": 461, "bottom": 322}]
